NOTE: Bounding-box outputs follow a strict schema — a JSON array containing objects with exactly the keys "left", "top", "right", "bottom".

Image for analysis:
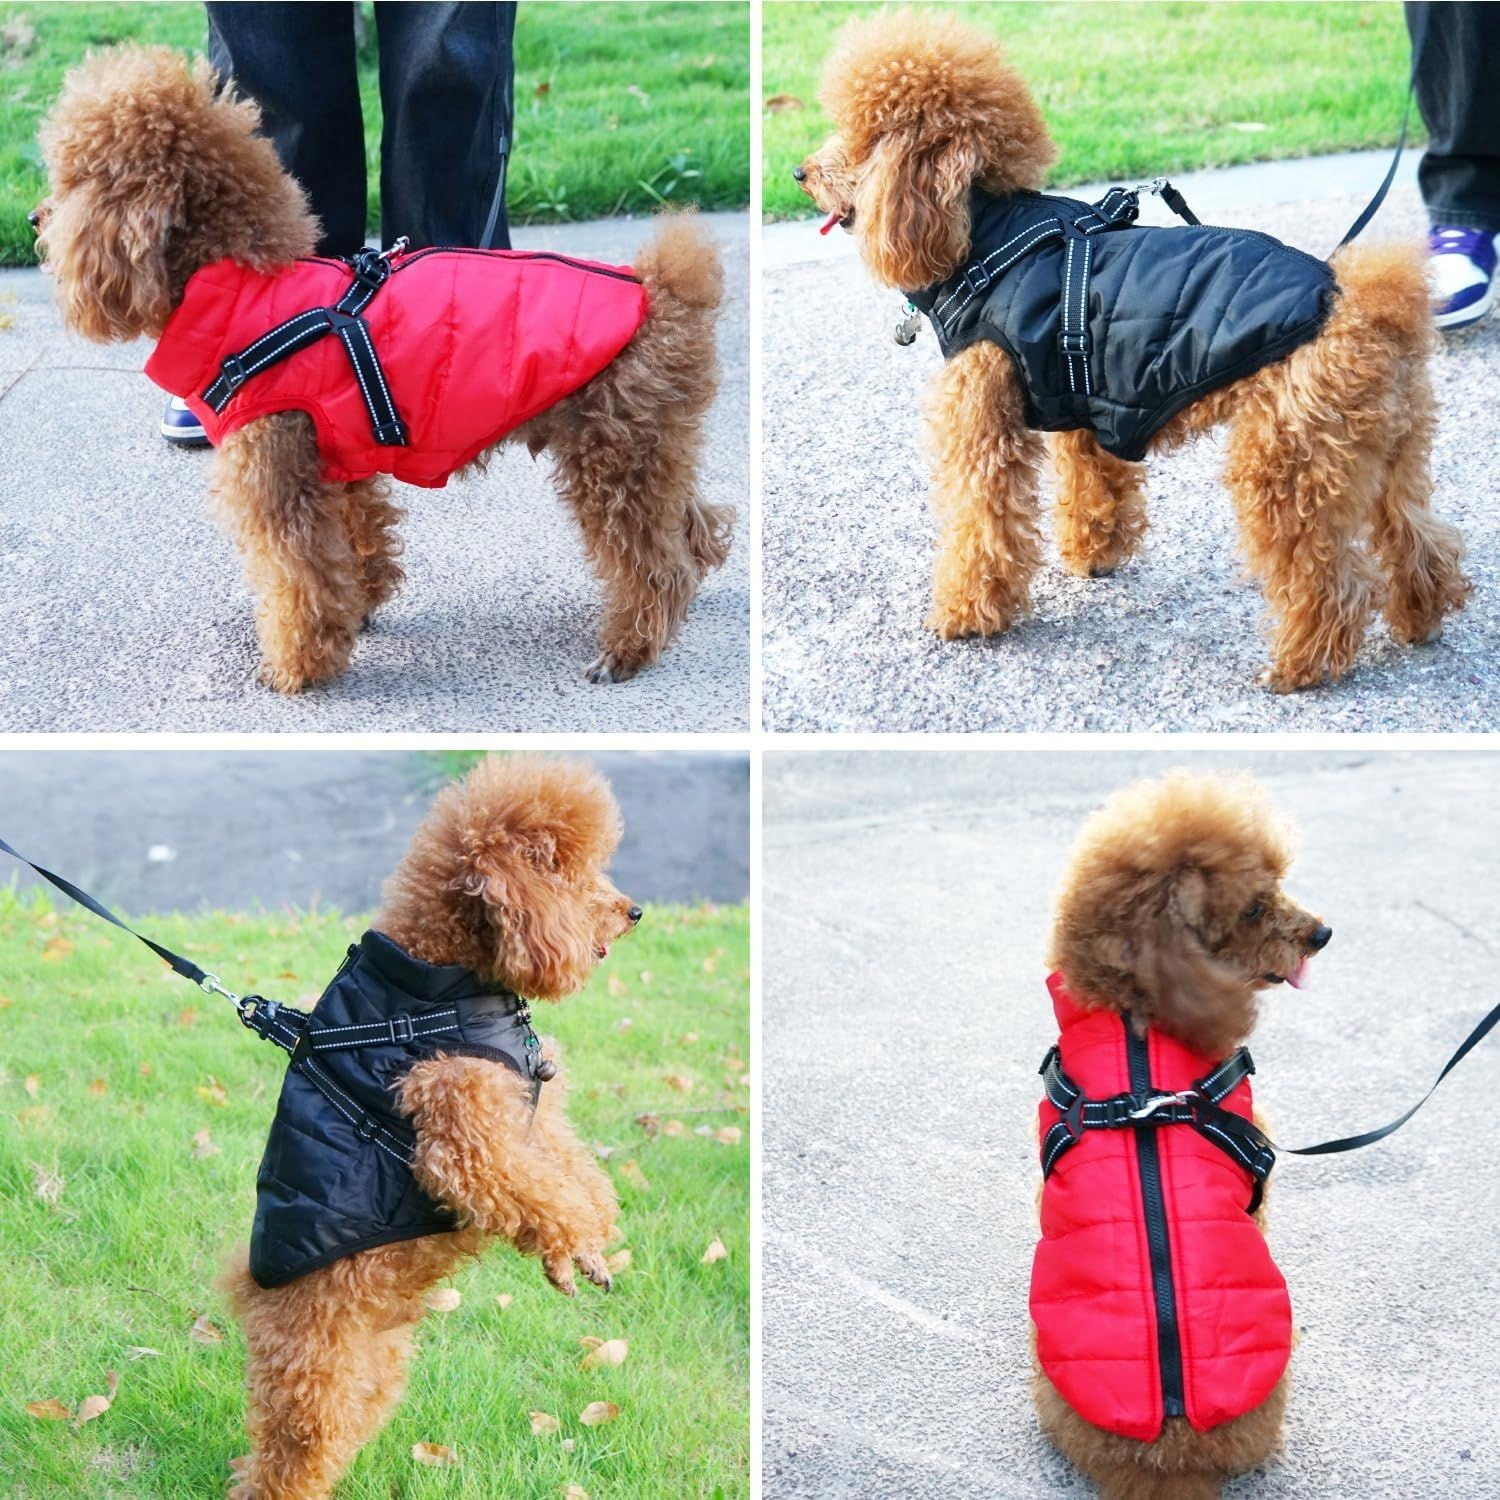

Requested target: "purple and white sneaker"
[
  {"left": 1427, "top": 226, "right": 1497, "bottom": 330},
  {"left": 160, "top": 394, "right": 209, "bottom": 447}
]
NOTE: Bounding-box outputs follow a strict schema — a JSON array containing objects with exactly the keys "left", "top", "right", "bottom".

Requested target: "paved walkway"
[
  {"left": 0, "top": 750, "right": 749, "bottom": 913},
  {"left": 763, "top": 153, "right": 1499, "bottom": 731},
  {"left": 0, "top": 214, "right": 749, "bottom": 731},
  {"left": 763, "top": 748, "right": 1500, "bottom": 1498}
]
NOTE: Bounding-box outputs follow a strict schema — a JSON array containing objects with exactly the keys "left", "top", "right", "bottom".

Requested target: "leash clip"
[
  {"left": 198, "top": 971, "right": 241, "bottom": 1005},
  {"left": 894, "top": 301, "right": 922, "bottom": 347},
  {"left": 379, "top": 235, "right": 410, "bottom": 263},
  {"left": 1135, "top": 176, "right": 1169, "bottom": 197},
  {"left": 1129, "top": 1090, "right": 1193, "bottom": 1121}
]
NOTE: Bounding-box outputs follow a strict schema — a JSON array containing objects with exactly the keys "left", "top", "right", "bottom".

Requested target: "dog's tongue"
[
  {"left": 1284, "top": 955, "right": 1311, "bottom": 990},
  {"left": 818, "top": 209, "right": 843, "bottom": 236}
]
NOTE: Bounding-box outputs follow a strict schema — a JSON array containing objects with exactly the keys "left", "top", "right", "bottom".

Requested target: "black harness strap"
[{"left": 201, "top": 247, "right": 410, "bottom": 448}]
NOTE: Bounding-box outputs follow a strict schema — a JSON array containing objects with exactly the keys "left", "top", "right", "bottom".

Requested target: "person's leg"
[
  {"left": 1406, "top": 1, "right": 1500, "bottom": 232},
  {"left": 206, "top": 2, "right": 367, "bottom": 255},
  {"left": 373, "top": 2, "right": 516, "bottom": 249}
]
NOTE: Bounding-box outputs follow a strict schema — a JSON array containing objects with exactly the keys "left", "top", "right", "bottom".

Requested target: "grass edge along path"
[
  {"left": 0, "top": 890, "right": 750, "bottom": 1499},
  {"left": 763, "top": 1, "right": 1415, "bottom": 220}
]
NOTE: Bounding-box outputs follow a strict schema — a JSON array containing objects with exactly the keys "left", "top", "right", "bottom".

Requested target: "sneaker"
[
  {"left": 160, "top": 395, "right": 209, "bottom": 446},
  {"left": 1427, "top": 226, "right": 1497, "bottom": 329}
]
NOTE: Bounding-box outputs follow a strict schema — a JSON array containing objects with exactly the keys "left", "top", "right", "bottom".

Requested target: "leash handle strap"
[
  {"left": 1284, "top": 994, "right": 1500, "bottom": 1155},
  {"left": 0, "top": 834, "right": 212, "bottom": 989}
]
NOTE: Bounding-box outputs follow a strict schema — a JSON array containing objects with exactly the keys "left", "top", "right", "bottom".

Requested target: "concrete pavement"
[
  {"left": 0, "top": 749, "right": 748, "bottom": 913},
  {"left": 763, "top": 153, "right": 1499, "bottom": 731},
  {"left": 0, "top": 213, "right": 749, "bottom": 732},
  {"left": 763, "top": 748, "right": 1500, "bottom": 1498}
]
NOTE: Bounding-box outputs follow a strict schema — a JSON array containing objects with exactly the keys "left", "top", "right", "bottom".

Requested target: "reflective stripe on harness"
[
  {"left": 1038, "top": 1042, "right": 1277, "bottom": 1213},
  {"left": 201, "top": 247, "right": 410, "bottom": 447}
]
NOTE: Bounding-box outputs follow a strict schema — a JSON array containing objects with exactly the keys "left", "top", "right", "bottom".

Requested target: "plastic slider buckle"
[
  {"left": 374, "top": 420, "right": 409, "bottom": 447},
  {"left": 962, "top": 262, "right": 991, "bottom": 295},
  {"left": 387, "top": 1012, "right": 415, "bottom": 1046},
  {"left": 1058, "top": 330, "right": 1091, "bottom": 357},
  {"left": 1098, "top": 1096, "right": 1134, "bottom": 1129},
  {"left": 355, "top": 1115, "right": 378, "bottom": 1142},
  {"left": 219, "top": 354, "right": 248, "bottom": 391}
]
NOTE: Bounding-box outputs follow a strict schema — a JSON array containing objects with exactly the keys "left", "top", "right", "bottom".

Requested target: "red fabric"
[
  {"left": 1029, "top": 974, "right": 1291, "bottom": 1442},
  {"left": 145, "top": 249, "right": 649, "bottom": 488}
]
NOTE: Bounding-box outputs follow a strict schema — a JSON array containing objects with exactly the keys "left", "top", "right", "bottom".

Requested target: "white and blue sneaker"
[
  {"left": 1427, "top": 226, "right": 1497, "bottom": 330},
  {"left": 160, "top": 395, "right": 209, "bottom": 447}
]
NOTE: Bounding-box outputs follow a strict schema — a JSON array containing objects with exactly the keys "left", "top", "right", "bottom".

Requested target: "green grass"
[
  {"left": 0, "top": 889, "right": 749, "bottom": 1499},
  {"left": 0, "top": 1, "right": 749, "bottom": 265},
  {"left": 764, "top": 1, "right": 1415, "bottom": 219}
]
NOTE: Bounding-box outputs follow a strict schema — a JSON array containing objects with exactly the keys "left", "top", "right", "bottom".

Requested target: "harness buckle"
[
  {"left": 217, "top": 357, "right": 248, "bottom": 392},
  {"left": 387, "top": 1012, "right": 415, "bottom": 1046},
  {"left": 962, "top": 262, "right": 991, "bottom": 295},
  {"left": 355, "top": 1115, "right": 378, "bottom": 1143},
  {"left": 1129, "top": 1090, "right": 1192, "bottom": 1121},
  {"left": 1058, "top": 329, "right": 1091, "bottom": 357}
]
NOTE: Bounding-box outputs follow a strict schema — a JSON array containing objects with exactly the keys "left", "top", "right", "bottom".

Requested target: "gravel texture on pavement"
[
  {"left": 763, "top": 748, "right": 1500, "bottom": 1499},
  {"left": 763, "top": 156, "right": 1497, "bottom": 731},
  {"left": 0, "top": 214, "right": 748, "bottom": 732}
]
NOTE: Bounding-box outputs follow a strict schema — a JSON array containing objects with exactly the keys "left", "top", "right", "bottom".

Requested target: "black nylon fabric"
[
  {"left": 906, "top": 189, "right": 1338, "bottom": 462},
  {"left": 249, "top": 929, "right": 541, "bottom": 1289}
]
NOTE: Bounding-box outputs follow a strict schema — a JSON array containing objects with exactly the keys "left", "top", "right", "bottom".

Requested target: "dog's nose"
[
  {"left": 627, "top": 905, "right": 643, "bottom": 925},
  {"left": 1308, "top": 924, "right": 1332, "bottom": 952},
  {"left": 791, "top": 165, "right": 806, "bottom": 183},
  {"left": 27, "top": 209, "right": 40, "bottom": 232}
]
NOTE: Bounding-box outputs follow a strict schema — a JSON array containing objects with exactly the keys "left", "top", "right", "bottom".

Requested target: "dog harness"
[
  {"left": 144, "top": 244, "right": 649, "bottom": 487},
  {"left": 245, "top": 929, "right": 550, "bottom": 1289},
  {"left": 904, "top": 185, "right": 1336, "bottom": 461},
  {"left": 1030, "top": 974, "right": 1292, "bottom": 1442}
]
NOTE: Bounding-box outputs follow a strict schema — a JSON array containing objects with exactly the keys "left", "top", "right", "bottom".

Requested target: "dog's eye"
[{"left": 1243, "top": 900, "right": 1265, "bottom": 923}]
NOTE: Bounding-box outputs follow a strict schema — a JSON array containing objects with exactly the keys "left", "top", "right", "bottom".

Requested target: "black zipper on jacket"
[{"left": 1124, "top": 1016, "right": 1185, "bottom": 1417}]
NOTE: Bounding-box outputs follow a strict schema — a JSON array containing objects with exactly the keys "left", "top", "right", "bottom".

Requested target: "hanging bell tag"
[
  {"left": 894, "top": 301, "right": 922, "bottom": 347},
  {"left": 535, "top": 1056, "right": 558, "bottom": 1083}
]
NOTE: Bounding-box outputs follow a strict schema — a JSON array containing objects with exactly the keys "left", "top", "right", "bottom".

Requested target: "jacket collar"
[{"left": 358, "top": 929, "right": 522, "bottom": 1009}]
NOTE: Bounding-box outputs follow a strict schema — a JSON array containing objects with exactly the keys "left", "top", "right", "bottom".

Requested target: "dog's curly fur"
[
  {"left": 218, "top": 755, "right": 640, "bottom": 1499},
  {"left": 36, "top": 45, "right": 732, "bottom": 691},
  {"left": 800, "top": 10, "right": 1471, "bottom": 691},
  {"left": 1040, "top": 772, "right": 1330, "bottom": 1498}
]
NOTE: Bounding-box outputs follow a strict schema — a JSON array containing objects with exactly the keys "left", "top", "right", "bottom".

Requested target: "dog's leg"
[
  {"left": 1370, "top": 361, "right": 1471, "bottom": 644},
  {"left": 210, "top": 413, "right": 367, "bottom": 692},
  {"left": 1050, "top": 429, "right": 1148, "bottom": 577},
  {"left": 339, "top": 475, "right": 406, "bottom": 627},
  {"left": 923, "top": 342, "right": 1045, "bottom": 637},
  {"left": 398, "top": 1055, "right": 617, "bottom": 1293},
  {"left": 1223, "top": 409, "right": 1382, "bottom": 692}
]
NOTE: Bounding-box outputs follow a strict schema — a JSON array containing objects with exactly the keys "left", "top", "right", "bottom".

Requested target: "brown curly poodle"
[
  {"left": 1040, "top": 772, "right": 1331, "bottom": 1498},
  {"left": 35, "top": 45, "right": 731, "bottom": 691},
  {"left": 797, "top": 9, "right": 1470, "bottom": 691},
  {"left": 219, "top": 755, "right": 639, "bottom": 1499}
]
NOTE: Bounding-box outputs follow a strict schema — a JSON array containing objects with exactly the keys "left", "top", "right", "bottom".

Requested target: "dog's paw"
[
  {"left": 585, "top": 650, "right": 645, "bottom": 685},
  {"left": 575, "top": 1249, "right": 613, "bottom": 1293},
  {"left": 542, "top": 1249, "right": 577, "bottom": 1296}
]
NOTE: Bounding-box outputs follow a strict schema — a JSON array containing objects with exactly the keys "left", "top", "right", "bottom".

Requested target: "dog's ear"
[
  {"left": 855, "top": 131, "right": 980, "bottom": 290},
  {"left": 1133, "top": 867, "right": 1255, "bottom": 1053}
]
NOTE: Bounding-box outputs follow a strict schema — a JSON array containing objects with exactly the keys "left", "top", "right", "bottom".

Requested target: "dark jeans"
[
  {"left": 206, "top": 2, "right": 516, "bottom": 255},
  {"left": 1405, "top": 1, "right": 1500, "bottom": 234}
]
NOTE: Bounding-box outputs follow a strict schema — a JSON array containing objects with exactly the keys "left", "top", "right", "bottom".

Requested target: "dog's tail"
[
  {"left": 633, "top": 210, "right": 724, "bottom": 312},
  {"left": 1328, "top": 240, "right": 1435, "bottom": 354}
]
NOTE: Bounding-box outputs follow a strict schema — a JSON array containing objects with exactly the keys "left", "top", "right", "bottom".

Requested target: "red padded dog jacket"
[
  {"left": 145, "top": 247, "right": 649, "bottom": 488},
  {"left": 1030, "top": 973, "right": 1292, "bottom": 1442}
]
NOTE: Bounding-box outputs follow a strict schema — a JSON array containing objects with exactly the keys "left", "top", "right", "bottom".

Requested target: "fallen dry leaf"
[
  {"left": 192, "top": 1128, "right": 221, "bottom": 1160},
  {"left": 17, "top": 1105, "right": 51, "bottom": 1126},
  {"left": 423, "top": 1287, "right": 461, "bottom": 1313},
  {"left": 702, "top": 1238, "right": 729, "bottom": 1265},
  {"left": 662, "top": 1119, "right": 687, "bottom": 1138},
  {"left": 24, "top": 1073, "right": 39, "bottom": 1098},
  {"left": 196, "top": 1076, "right": 228, "bottom": 1108},
  {"left": 529, "top": 1410, "right": 560, "bottom": 1436},
  {"left": 0, "top": 995, "right": 11, "bottom": 1009},
  {"left": 578, "top": 1400, "right": 619, "bottom": 1427},
  {"left": 635, "top": 1112, "right": 660, "bottom": 1138},
  {"left": 664, "top": 1074, "right": 693, "bottom": 1094},
  {"left": 534, "top": 80, "right": 551, "bottom": 98},
  {"left": 189, "top": 1315, "right": 224, "bottom": 1344},
  {"left": 638, "top": 970, "right": 654, "bottom": 986},
  {"left": 26, "top": 1398, "right": 72, "bottom": 1420},
  {"left": 579, "top": 1337, "right": 628, "bottom": 1370},
  {"left": 74, "top": 1370, "right": 119, "bottom": 1426},
  {"left": 561, "top": 1437, "right": 576, "bottom": 1452},
  {"left": 42, "top": 935, "right": 74, "bottom": 962},
  {"left": 177, "top": 1007, "right": 198, "bottom": 1029},
  {"left": 139, "top": 1062, "right": 153, "bottom": 1078},
  {"left": 715, "top": 1126, "right": 743, "bottom": 1146},
  {"left": 411, "top": 1441, "right": 458, "bottom": 1467},
  {"left": 124, "top": 1346, "right": 160, "bottom": 1361},
  {"left": 88, "top": 1078, "right": 107, "bottom": 1098},
  {"left": 495, "top": 1293, "right": 513, "bottom": 1311},
  {"left": 562, "top": 1486, "right": 590, "bottom": 1500},
  {"left": 701, "top": 956, "right": 716, "bottom": 974},
  {"left": 764, "top": 92, "right": 805, "bottom": 113},
  {"left": 31, "top": 1162, "right": 64, "bottom": 1207},
  {"left": 605, "top": 1248, "right": 632, "bottom": 1274},
  {"left": 681, "top": 1031, "right": 700, "bottom": 1045},
  {"left": 616, "top": 1159, "right": 650, "bottom": 1192}
]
